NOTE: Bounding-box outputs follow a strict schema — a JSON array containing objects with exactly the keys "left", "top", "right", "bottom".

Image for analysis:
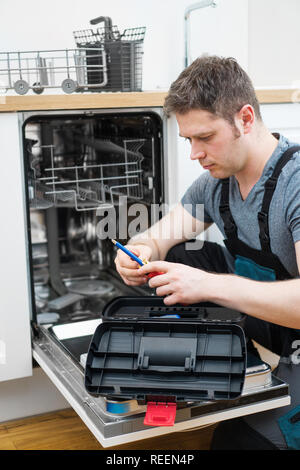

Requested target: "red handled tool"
[
  {"left": 111, "top": 240, "right": 164, "bottom": 278},
  {"left": 146, "top": 271, "right": 165, "bottom": 279},
  {"left": 142, "top": 260, "right": 164, "bottom": 279}
]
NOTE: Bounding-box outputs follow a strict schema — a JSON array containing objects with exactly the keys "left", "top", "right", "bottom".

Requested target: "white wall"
[
  {"left": 248, "top": 0, "right": 300, "bottom": 88},
  {"left": 189, "top": 0, "right": 249, "bottom": 70}
]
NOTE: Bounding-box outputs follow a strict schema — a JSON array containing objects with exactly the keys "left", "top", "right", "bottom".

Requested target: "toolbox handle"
[{"left": 138, "top": 336, "right": 197, "bottom": 372}]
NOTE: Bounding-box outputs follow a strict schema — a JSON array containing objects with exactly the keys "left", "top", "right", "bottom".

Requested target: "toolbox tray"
[
  {"left": 100, "top": 296, "right": 246, "bottom": 324},
  {"left": 85, "top": 297, "right": 247, "bottom": 403}
]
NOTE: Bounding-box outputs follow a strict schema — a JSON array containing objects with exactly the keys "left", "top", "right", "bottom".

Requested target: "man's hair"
[{"left": 164, "top": 55, "right": 262, "bottom": 125}]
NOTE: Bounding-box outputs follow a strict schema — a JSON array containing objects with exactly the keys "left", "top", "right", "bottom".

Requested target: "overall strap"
[
  {"left": 220, "top": 145, "right": 300, "bottom": 248},
  {"left": 219, "top": 178, "right": 238, "bottom": 239},
  {"left": 258, "top": 145, "right": 300, "bottom": 252}
]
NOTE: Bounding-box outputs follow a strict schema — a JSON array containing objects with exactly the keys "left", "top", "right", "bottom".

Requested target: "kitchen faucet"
[{"left": 184, "top": 0, "right": 218, "bottom": 67}]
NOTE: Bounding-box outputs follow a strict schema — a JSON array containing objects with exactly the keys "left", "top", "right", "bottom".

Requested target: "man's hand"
[
  {"left": 139, "top": 260, "right": 215, "bottom": 305},
  {"left": 114, "top": 244, "right": 152, "bottom": 286}
]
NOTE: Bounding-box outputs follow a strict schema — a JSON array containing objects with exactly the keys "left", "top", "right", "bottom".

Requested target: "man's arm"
[
  {"left": 139, "top": 240, "right": 300, "bottom": 329},
  {"left": 210, "top": 241, "right": 300, "bottom": 328},
  {"left": 129, "top": 202, "right": 211, "bottom": 261}
]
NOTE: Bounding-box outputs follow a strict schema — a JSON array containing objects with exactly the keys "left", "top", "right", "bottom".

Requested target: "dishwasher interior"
[
  {"left": 24, "top": 110, "right": 163, "bottom": 333},
  {"left": 20, "top": 109, "right": 290, "bottom": 447}
]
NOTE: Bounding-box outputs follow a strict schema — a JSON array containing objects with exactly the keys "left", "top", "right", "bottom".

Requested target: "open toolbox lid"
[{"left": 84, "top": 296, "right": 247, "bottom": 426}]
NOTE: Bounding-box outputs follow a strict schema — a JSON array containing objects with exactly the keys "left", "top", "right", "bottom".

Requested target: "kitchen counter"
[
  {"left": 0, "top": 89, "right": 299, "bottom": 112},
  {"left": 0, "top": 92, "right": 167, "bottom": 112}
]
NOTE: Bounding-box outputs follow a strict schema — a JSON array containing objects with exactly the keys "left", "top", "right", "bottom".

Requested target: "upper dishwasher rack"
[{"left": 28, "top": 139, "right": 146, "bottom": 211}]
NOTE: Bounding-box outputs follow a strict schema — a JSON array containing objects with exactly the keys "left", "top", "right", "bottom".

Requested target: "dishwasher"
[{"left": 18, "top": 107, "right": 290, "bottom": 448}]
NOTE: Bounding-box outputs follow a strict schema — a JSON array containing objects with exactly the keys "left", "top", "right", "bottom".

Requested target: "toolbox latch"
[{"left": 144, "top": 402, "right": 177, "bottom": 427}]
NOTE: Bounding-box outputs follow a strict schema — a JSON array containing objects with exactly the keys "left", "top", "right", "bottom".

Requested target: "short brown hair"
[{"left": 164, "top": 55, "right": 261, "bottom": 125}]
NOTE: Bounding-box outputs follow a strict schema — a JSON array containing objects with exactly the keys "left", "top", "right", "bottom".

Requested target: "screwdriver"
[
  {"left": 112, "top": 239, "right": 182, "bottom": 313},
  {"left": 111, "top": 239, "right": 164, "bottom": 278}
]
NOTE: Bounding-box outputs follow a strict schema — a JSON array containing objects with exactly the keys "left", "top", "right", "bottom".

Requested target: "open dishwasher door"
[{"left": 32, "top": 316, "right": 290, "bottom": 448}]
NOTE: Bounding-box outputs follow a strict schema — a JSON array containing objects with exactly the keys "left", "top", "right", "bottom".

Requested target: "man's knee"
[{"left": 210, "top": 418, "right": 279, "bottom": 450}]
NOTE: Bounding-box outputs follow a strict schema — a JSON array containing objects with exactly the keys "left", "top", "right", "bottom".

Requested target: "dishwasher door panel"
[{"left": 32, "top": 324, "right": 290, "bottom": 448}]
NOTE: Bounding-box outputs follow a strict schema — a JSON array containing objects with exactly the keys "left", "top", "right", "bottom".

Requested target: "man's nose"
[{"left": 190, "top": 143, "right": 206, "bottom": 161}]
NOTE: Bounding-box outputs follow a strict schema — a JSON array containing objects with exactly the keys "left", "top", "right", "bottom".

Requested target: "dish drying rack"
[
  {"left": 73, "top": 16, "right": 146, "bottom": 92},
  {"left": 29, "top": 139, "right": 145, "bottom": 211},
  {"left": 0, "top": 48, "right": 107, "bottom": 95}
]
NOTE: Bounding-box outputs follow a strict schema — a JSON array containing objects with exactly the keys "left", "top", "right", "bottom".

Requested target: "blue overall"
[{"left": 218, "top": 144, "right": 300, "bottom": 449}]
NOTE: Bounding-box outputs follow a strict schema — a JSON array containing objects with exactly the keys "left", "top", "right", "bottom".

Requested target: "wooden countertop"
[
  {"left": 0, "top": 92, "right": 168, "bottom": 112},
  {"left": 0, "top": 89, "right": 298, "bottom": 113}
]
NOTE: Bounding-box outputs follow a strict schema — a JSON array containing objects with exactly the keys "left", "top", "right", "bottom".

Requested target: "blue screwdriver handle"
[{"left": 112, "top": 239, "right": 144, "bottom": 266}]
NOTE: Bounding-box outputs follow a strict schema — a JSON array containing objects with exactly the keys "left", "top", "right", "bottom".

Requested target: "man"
[{"left": 114, "top": 56, "right": 300, "bottom": 450}]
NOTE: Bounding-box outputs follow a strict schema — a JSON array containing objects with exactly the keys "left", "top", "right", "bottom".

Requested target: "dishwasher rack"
[
  {"left": 0, "top": 48, "right": 107, "bottom": 95},
  {"left": 29, "top": 140, "right": 145, "bottom": 211},
  {"left": 73, "top": 18, "right": 146, "bottom": 92}
]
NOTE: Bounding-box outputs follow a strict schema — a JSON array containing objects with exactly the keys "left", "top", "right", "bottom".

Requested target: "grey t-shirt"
[{"left": 181, "top": 134, "right": 300, "bottom": 277}]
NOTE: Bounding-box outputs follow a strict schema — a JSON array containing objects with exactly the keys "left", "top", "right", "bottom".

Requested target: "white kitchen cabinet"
[
  {"left": 0, "top": 113, "right": 32, "bottom": 381},
  {"left": 260, "top": 103, "right": 300, "bottom": 142}
]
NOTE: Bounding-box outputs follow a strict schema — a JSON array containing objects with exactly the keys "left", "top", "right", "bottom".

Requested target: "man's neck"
[{"left": 234, "top": 127, "right": 279, "bottom": 199}]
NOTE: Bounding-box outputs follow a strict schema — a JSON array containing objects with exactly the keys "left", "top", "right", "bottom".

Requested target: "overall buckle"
[
  {"left": 265, "top": 177, "right": 277, "bottom": 190},
  {"left": 258, "top": 211, "right": 268, "bottom": 222}
]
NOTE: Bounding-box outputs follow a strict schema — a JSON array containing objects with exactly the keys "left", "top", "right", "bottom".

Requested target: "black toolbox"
[{"left": 84, "top": 296, "right": 247, "bottom": 426}]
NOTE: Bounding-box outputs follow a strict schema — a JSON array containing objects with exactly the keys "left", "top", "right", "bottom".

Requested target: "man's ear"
[{"left": 236, "top": 104, "right": 255, "bottom": 135}]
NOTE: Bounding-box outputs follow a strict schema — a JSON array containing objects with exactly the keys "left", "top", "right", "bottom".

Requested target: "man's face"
[{"left": 176, "top": 109, "right": 247, "bottom": 179}]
